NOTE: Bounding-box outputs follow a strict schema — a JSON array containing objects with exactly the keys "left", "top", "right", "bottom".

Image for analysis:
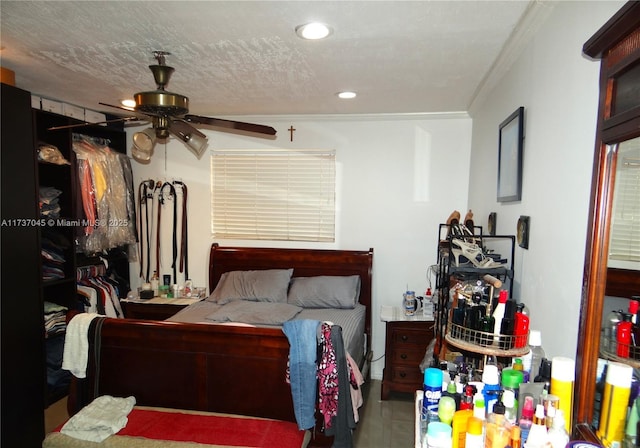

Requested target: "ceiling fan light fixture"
[
  {"left": 131, "top": 128, "right": 156, "bottom": 163},
  {"left": 296, "top": 22, "right": 332, "bottom": 40},
  {"left": 182, "top": 132, "right": 209, "bottom": 160},
  {"left": 337, "top": 91, "right": 357, "bottom": 99},
  {"left": 121, "top": 99, "right": 136, "bottom": 109}
]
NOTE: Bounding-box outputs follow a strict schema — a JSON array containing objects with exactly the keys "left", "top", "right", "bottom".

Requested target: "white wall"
[
  {"left": 467, "top": 1, "right": 625, "bottom": 360},
  {"left": 129, "top": 114, "right": 472, "bottom": 380}
]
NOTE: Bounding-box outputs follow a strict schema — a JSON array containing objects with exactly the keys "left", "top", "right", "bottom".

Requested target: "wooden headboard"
[{"left": 208, "top": 243, "right": 374, "bottom": 338}]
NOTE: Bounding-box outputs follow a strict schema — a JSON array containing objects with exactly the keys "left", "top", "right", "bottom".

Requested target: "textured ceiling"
[{"left": 0, "top": 1, "right": 537, "bottom": 118}]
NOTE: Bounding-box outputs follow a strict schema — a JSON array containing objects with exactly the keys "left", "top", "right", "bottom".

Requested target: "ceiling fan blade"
[
  {"left": 184, "top": 114, "right": 276, "bottom": 136},
  {"left": 47, "top": 116, "right": 139, "bottom": 131}
]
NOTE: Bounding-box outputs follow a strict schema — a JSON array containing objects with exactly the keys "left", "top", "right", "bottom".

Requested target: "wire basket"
[
  {"left": 600, "top": 335, "right": 640, "bottom": 368},
  {"left": 445, "top": 319, "right": 530, "bottom": 357}
]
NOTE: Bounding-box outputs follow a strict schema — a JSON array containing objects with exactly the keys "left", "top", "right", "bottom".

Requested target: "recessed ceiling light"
[
  {"left": 337, "top": 91, "right": 357, "bottom": 99},
  {"left": 295, "top": 22, "right": 332, "bottom": 40},
  {"left": 121, "top": 99, "right": 136, "bottom": 108}
]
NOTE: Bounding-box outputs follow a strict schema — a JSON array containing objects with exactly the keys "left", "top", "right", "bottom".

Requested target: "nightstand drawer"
[
  {"left": 390, "top": 326, "right": 431, "bottom": 346},
  {"left": 390, "top": 347, "right": 425, "bottom": 365},
  {"left": 388, "top": 365, "right": 423, "bottom": 384}
]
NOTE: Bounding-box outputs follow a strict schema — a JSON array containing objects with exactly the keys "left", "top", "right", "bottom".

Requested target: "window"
[
  {"left": 609, "top": 137, "right": 640, "bottom": 266},
  {"left": 211, "top": 149, "right": 336, "bottom": 242}
]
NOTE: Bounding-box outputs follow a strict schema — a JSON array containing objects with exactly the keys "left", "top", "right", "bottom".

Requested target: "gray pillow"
[
  {"left": 287, "top": 275, "right": 361, "bottom": 309},
  {"left": 207, "top": 269, "right": 293, "bottom": 304},
  {"left": 205, "top": 301, "right": 302, "bottom": 325}
]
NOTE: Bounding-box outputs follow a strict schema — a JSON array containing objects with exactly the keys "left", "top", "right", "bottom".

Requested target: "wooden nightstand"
[
  {"left": 121, "top": 297, "right": 202, "bottom": 320},
  {"left": 381, "top": 306, "right": 435, "bottom": 400}
]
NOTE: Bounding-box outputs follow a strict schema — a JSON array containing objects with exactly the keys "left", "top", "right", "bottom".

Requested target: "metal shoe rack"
[{"left": 434, "top": 223, "right": 521, "bottom": 361}]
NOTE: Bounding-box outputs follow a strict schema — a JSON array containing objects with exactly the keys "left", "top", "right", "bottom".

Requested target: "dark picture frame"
[
  {"left": 497, "top": 107, "right": 524, "bottom": 202},
  {"left": 488, "top": 212, "right": 497, "bottom": 236}
]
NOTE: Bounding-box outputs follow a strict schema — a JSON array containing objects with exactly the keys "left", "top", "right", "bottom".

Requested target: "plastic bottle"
[
  {"left": 525, "top": 404, "right": 548, "bottom": 448},
  {"left": 597, "top": 361, "right": 633, "bottom": 448},
  {"left": 492, "top": 290, "right": 508, "bottom": 344},
  {"left": 617, "top": 312, "right": 633, "bottom": 358},
  {"left": 501, "top": 389, "right": 517, "bottom": 425},
  {"left": 465, "top": 417, "right": 484, "bottom": 448},
  {"left": 550, "top": 356, "right": 575, "bottom": 434},
  {"left": 150, "top": 270, "right": 159, "bottom": 296},
  {"left": 510, "top": 425, "right": 521, "bottom": 448},
  {"left": 512, "top": 357, "right": 527, "bottom": 383},
  {"left": 518, "top": 395, "right": 535, "bottom": 445},
  {"left": 438, "top": 396, "right": 457, "bottom": 425},
  {"left": 460, "top": 384, "right": 475, "bottom": 410},
  {"left": 526, "top": 330, "right": 545, "bottom": 382},
  {"left": 514, "top": 303, "right": 530, "bottom": 349},
  {"left": 629, "top": 299, "right": 639, "bottom": 325},
  {"left": 482, "top": 364, "right": 501, "bottom": 415},
  {"left": 423, "top": 367, "right": 443, "bottom": 422},
  {"left": 427, "top": 422, "right": 453, "bottom": 448},
  {"left": 479, "top": 301, "right": 495, "bottom": 347},
  {"left": 624, "top": 397, "right": 639, "bottom": 448},
  {"left": 473, "top": 392, "right": 486, "bottom": 420},
  {"left": 485, "top": 399, "right": 511, "bottom": 448},
  {"left": 452, "top": 409, "right": 473, "bottom": 448},
  {"left": 546, "top": 409, "right": 569, "bottom": 448},
  {"left": 605, "top": 310, "right": 623, "bottom": 352},
  {"left": 500, "top": 368, "right": 523, "bottom": 412},
  {"left": 443, "top": 380, "right": 461, "bottom": 410}
]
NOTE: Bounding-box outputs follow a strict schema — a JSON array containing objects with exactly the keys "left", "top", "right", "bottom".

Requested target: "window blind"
[
  {"left": 211, "top": 149, "right": 336, "bottom": 242},
  {"left": 609, "top": 139, "right": 640, "bottom": 264}
]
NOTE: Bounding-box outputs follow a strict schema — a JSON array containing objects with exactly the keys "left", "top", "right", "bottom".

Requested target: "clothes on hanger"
[
  {"left": 73, "top": 133, "right": 137, "bottom": 255},
  {"left": 76, "top": 262, "right": 125, "bottom": 318}
]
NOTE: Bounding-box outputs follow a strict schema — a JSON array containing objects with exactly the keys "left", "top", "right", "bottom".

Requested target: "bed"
[{"left": 65, "top": 244, "right": 374, "bottom": 447}]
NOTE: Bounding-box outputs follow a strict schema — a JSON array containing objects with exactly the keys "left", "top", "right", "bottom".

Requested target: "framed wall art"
[{"left": 497, "top": 106, "right": 524, "bottom": 202}]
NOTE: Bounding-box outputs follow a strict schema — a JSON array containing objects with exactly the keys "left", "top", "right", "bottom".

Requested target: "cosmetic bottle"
[
  {"left": 485, "top": 399, "right": 511, "bottom": 448},
  {"left": 452, "top": 409, "right": 473, "bottom": 448},
  {"left": 514, "top": 303, "right": 530, "bottom": 349},
  {"left": 460, "top": 385, "right": 475, "bottom": 410},
  {"left": 482, "top": 364, "right": 501, "bottom": 414},
  {"left": 492, "top": 290, "right": 508, "bottom": 345},
  {"left": 623, "top": 397, "right": 639, "bottom": 448},
  {"left": 452, "top": 299, "right": 467, "bottom": 340},
  {"left": 423, "top": 367, "right": 443, "bottom": 422},
  {"left": 518, "top": 396, "right": 535, "bottom": 445},
  {"left": 550, "top": 357, "right": 575, "bottom": 433},
  {"left": 629, "top": 299, "right": 639, "bottom": 324},
  {"left": 501, "top": 389, "right": 517, "bottom": 425},
  {"left": 439, "top": 396, "right": 457, "bottom": 425},
  {"left": 510, "top": 425, "right": 521, "bottom": 448},
  {"left": 150, "top": 270, "right": 159, "bottom": 296},
  {"left": 526, "top": 330, "right": 546, "bottom": 382},
  {"left": 441, "top": 380, "right": 461, "bottom": 410},
  {"left": 617, "top": 312, "right": 633, "bottom": 358},
  {"left": 597, "top": 361, "right": 633, "bottom": 448},
  {"left": 605, "top": 310, "right": 623, "bottom": 352},
  {"left": 525, "top": 404, "right": 548, "bottom": 448},
  {"left": 546, "top": 409, "right": 570, "bottom": 448},
  {"left": 473, "top": 392, "right": 486, "bottom": 420},
  {"left": 479, "top": 301, "right": 495, "bottom": 347},
  {"left": 513, "top": 358, "right": 528, "bottom": 383},
  {"left": 465, "top": 417, "right": 484, "bottom": 448}
]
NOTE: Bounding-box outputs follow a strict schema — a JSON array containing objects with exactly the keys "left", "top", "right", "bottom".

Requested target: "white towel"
[
  {"left": 61, "top": 395, "right": 136, "bottom": 442},
  {"left": 62, "top": 312, "right": 101, "bottom": 378}
]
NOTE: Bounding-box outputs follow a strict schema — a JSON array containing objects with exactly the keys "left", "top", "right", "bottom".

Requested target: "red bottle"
[
  {"left": 617, "top": 312, "right": 633, "bottom": 358},
  {"left": 459, "top": 384, "right": 474, "bottom": 410},
  {"left": 514, "top": 303, "right": 530, "bottom": 348}
]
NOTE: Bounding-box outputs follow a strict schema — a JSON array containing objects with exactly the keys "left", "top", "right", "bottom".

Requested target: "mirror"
[{"left": 575, "top": 2, "right": 640, "bottom": 439}]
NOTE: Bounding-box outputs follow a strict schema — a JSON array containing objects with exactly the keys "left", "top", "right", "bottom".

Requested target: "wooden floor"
[{"left": 44, "top": 379, "right": 416, "bottom": 447}]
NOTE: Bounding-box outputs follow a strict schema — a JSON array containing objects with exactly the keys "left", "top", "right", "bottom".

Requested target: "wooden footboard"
[{"left": 68, "top": 245, "right": 374, "bottom": 447}]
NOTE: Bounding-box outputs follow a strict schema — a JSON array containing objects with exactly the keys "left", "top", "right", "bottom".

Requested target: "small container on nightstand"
[{"left": 381, "top": 306, "right": 435, "bottom": 400}]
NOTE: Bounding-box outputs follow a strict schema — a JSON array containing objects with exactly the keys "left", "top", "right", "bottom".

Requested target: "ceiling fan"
[{"left": 49, "top": 51, "right": 277, "bottom": 162}]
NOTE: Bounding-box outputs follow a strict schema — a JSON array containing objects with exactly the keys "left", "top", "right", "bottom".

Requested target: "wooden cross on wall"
[{"left": 288, "top": 125, "right": 296, "bottom": 142}]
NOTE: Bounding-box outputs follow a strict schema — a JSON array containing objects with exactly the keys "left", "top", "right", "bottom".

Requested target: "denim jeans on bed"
[{"left": 282, "top": 319, "right": 320, "bottom": 430}]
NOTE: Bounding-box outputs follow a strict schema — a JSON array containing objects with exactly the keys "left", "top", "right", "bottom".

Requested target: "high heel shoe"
[
  {"left": 464, "top": 209, "right": 474, "bottom": 229},
  {"left": 451, "top": 239, "right": 504, "bottom": 268},
  {"left": 446, "top": 210, "right": 461, "bottom": 226}
]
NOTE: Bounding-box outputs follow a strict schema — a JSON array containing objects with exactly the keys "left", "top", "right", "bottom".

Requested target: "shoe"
[
  {"left": 451, "top": 239, "right": 504, "bottom": 268},
  {"left": 446, "top": 210, "right": 461, "bottom": 226},
  {"left": 464, "top": 209, "right": 474, "bottom": 229}
]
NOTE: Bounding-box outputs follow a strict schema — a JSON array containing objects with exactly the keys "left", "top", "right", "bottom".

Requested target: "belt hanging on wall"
[
  {"left": 160, "top": 181, "right": 178, "bottom": 283},
  {"left": 174, "top": 181, "right": 189, "bottom": 280},
  {"left": 137, "top": 179, "right": 156, "bottom": 282}
]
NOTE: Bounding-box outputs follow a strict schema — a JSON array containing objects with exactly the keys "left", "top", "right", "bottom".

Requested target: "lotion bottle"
[{"left": 492, "top": 290, "right": 508, "bottom": 344}]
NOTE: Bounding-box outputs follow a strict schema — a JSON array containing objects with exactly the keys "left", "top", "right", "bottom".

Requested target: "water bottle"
[{"left": 527, "top": 330, "right": 545, "bottom": 381}]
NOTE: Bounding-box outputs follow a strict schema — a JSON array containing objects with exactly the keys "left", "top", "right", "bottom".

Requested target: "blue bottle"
[
  {"left": 422, "top": 368, "right": 443, "bottom": 422},
  {"left": 482, "top": 363, "right": 501, "bottom": 414}
]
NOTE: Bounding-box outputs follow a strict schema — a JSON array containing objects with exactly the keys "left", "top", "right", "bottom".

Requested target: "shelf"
[
  {"left": 445, "top": 320, "right": 530, "bottom": 357},
  {"left": 599, "top": 335, "right": 640, "bottom": 369}
]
